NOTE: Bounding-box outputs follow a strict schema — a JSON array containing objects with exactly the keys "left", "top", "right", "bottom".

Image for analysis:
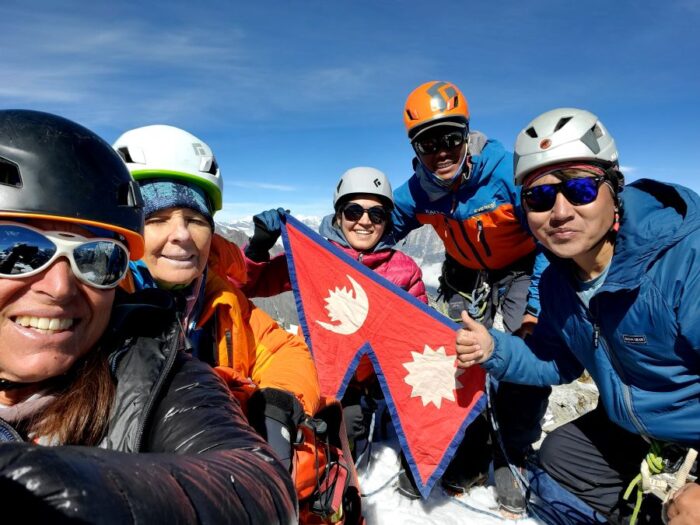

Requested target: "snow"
[{"left": 357, "top": 431, "right": 542, "bottom": 524}]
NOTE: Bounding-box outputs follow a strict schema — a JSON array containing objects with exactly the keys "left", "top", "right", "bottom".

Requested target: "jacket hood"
[
  {"left": 318, "top": 213, "right": 396, "bottom": 253},
  {"left": 546, "top": 179, "right": 700, "bottom": 291},
  {"left": 605, "top": 179, "right": 700, "bottom": 290}
]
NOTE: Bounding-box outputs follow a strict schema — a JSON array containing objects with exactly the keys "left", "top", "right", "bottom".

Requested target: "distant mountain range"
[{"left": 215, "top": 215, "right": 447, "bottom": 327}]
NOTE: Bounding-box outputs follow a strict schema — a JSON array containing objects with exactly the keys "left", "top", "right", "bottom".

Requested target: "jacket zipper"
[
  {"left": 134, "top": 328, "right": 181, "bottom": 451},
  {"left": 476, "top": 220, "right": 492, "bottom": 257},
  {"left": 0, "top": 417, "right": 23, "bottom": 442},
  {"left": 456, "top": 220, "right": 490, "bottom": 270},
  {"left": 590, "top": 305, "right": 648, "bottom": 437}
]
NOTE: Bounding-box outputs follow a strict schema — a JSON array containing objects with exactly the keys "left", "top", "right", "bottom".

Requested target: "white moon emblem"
[{"left": 316, "top": 275, "right": 369, "bottom": 335}]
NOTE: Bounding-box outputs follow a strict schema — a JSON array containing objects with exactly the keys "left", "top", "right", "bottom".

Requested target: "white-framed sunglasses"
[{"left": 0, "top": 221, "right": 130, "bottom": 289}]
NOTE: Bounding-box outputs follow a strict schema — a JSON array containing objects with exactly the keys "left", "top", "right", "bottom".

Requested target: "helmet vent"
[
  {"left": 0, "top": 158, "right": 22, "bottom": 188},
  {"left": 116, "top": 147, "right": 134, "bottom": 163},
  {"left": 592, "top": 124, "right": 604, "bottom": 138},
  {"left": 525, "top": 127, "right": 538, "bottom": 138},
  {"left": 554, "top": 116, "right": 572, "bottom": 132},
  {"left": 205, "top": 157, "right": 219, "bottom": 175},
  {"left": 405, "top": 109, "right": 417, "bottom": 121}
]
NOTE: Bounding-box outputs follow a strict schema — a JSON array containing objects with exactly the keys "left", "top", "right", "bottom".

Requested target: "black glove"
[
  {"left": 247, "top": 388, "right": 305, "bottom": 471},
  {"left": 245, "top": 208, "right": 287, "bottom": 262}
]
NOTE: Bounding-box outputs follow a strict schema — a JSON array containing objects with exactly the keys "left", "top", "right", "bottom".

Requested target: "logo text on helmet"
[
  {"left": 192, "top": 143, "right": 207, "bottom": 156},
  {"left": 427, "top": 82, "right": 457, "bottom": 112},
  {"left": 373, "top": 178, "right": 381, "bottom": 188}
]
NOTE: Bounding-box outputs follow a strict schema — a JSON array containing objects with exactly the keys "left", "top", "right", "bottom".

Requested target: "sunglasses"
[
  {"left": 341, "top": 203, "right": 388, "bottom": 225},
  {"left": 0, "top": 222, "right": 130, "bottom": 289},
  {"left": 413, "top": 130, "right": 467, "bottom": 156},
  {"left": 522, "top": 176, "right": 605, "bottom": 213}
]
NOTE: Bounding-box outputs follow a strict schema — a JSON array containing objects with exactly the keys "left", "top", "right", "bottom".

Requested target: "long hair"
[{"left": 30, "top": 347, "right": 116, "bottom": 446}]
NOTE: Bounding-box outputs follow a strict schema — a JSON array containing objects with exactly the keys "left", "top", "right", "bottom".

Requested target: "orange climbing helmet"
[{"left": 403, "top": 81, "right": 470, "bottom": 140}]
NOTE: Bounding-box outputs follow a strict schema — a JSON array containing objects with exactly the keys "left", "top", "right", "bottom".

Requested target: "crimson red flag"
[{"left": 281, "top": 215, "right": 486, "bottom": 498}]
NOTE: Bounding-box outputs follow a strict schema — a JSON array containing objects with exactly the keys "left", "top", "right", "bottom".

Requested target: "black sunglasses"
[
  {"left": 413, "top": 130, "right": 467, "bottom": 156},
  {"left": 522, "top": 176, "right": 606, "bottom": 212},
  {"left": 341, "top": 203, "right": 388, "bottom": 225}
]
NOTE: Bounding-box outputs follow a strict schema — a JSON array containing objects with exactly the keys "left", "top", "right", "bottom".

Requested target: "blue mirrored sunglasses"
[{"left": 522, "top": 176, "right": 605, "bottom": 212}]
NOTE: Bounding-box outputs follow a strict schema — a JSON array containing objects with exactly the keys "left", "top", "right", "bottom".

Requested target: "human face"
[
  {"left": 525, "top": 171, "right": 616, "bottom": 263},
  {"left": 143, "top": 207, "right": 212, "bottom": 287},
  {"left": 414, "top": 128, "right": 467, "bottom": 181},
  {"left": 338, "top": 195, "right": 387, "bottom": 252},
  {"left": 0, "top": 220, "right": 114, "bottom": 387}
]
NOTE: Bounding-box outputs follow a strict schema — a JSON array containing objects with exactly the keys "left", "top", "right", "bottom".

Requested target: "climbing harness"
[
  {"left": 623, "top": 440, "right": 697, "bottom": 524},
  {"left": 439, "top": 267, "right": 491, "bottom": 323}
]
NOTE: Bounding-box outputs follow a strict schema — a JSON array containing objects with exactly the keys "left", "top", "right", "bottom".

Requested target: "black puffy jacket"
[{"left": 0, "top": 290, "right": 297, "bottom": 524}]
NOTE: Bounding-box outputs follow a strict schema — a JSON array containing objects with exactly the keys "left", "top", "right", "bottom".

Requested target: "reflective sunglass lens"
[
  {"left": 342, "top": 204, "right": 365, "bottom": 222},
  {"left": 366, "top": 207, "right": 387, "bottom": 224},
  {"left": 73, "top": 241, "right": 129, "bottom": 287},
  {"left": 565, "top": 178, "right": 600, "bottom": 205},
  {"left": 0, "top": 226, "right": 56, "bottom": 276},
  {"left": 443, "top": 131, "right": 465, "bottom": 149},
  {"left": 524, "top": 186, "right": 557, "bottom": 212}
]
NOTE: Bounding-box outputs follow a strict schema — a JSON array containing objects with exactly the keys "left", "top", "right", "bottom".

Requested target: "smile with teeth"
[{"left": 13, "top": 316, "right": 74, "bottom": 333}]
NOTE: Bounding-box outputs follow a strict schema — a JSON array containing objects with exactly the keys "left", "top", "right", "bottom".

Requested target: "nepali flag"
[{"left": 281, "top": 215, "right": 486, "bottom": 498}]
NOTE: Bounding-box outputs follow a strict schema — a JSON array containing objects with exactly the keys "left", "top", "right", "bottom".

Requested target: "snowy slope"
[{"left": 358, "top": 438, "right": 541, "bottom": 525}]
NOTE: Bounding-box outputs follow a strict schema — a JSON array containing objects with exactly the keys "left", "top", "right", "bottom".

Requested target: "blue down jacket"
[
  {"left": 485, "top": 179, "right": 700, "bottom": 445},
  {"left": 0, "top": 289, "right": 296, "bottom": 524}
]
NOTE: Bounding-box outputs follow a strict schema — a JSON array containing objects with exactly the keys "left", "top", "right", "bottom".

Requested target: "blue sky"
[{"left": 1, "top": 0, "right": 698, "bottom": 223}]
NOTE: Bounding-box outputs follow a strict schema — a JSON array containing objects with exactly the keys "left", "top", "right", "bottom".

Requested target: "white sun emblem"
[
  {"left": 316, "top": 275, "right": 369, "bottom": 335},
  {"left": 403, "top": 345, "right": 465, "bottom": 408}
]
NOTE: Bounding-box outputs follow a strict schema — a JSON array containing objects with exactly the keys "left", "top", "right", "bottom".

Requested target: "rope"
[
  {"left": 622, "top": 440, "right": 665, "bottom": 525},
  {"left": 359, "top": 470, "right": 401, "bottom": 498}
]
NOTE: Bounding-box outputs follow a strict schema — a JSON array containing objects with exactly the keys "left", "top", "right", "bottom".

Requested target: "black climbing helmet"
[{"left": 0, "top": 109, "right": 144, "bottom": 258}]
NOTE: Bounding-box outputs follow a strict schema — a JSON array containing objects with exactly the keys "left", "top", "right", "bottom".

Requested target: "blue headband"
[{"left": 139, "top": 179, "right": 214, "bottom": 227}]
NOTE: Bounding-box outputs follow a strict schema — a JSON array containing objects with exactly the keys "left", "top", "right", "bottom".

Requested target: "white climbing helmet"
[
  {"left": 514, "top": 108, "right": 619, "bottom": 186},
  {"left": 333, "top": 167, "right": 394, "bottom": 209},
  {"left": 113, "top": 125, "right": 223, "bottom": 211}
]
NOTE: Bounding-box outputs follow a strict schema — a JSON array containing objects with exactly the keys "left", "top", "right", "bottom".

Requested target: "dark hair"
[{"left": 29, "top": 348, "right": 115, "bottom": 445}]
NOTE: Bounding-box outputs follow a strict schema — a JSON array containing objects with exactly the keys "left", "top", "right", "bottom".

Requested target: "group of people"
[{"left": 0, "top": 78, "right": 696, "bottom": 525}]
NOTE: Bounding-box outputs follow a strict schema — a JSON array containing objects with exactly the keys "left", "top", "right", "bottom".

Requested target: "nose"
[
  {"left": 356, "top": 210, "right": 374, "bottom": 225},
  {"left": 32, "top": 258, "right": 79, "bottom": 301},
  {"left": 550, "top": 191, "right": 575, "bottom": 223},
  {"left": 167, "top": 217, "right": 193, "bottom": 242}
]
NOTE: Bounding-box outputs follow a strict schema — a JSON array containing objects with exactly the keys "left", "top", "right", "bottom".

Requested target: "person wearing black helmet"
[
  {"left": 0, "top": 110, "right": 296, "bottom": 523},
  {"left": 456, "top": 108, "right": 700, "bottom": 524}
]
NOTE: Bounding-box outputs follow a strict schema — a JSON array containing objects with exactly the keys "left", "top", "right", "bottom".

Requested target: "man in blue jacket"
[
  {"left": 393, "top": 81, "right": 551, "bottom": 514},
  {"left": 456, "top": 107, "right": 700, "bottom": 524}
]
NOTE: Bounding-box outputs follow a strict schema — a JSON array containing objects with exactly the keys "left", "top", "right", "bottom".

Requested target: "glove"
[
  {"left": 247, "top": 388, "right": 305, "bottom": 471},
  {"left": 245, "top": 207, "right": 287, "bottom": 262}
]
